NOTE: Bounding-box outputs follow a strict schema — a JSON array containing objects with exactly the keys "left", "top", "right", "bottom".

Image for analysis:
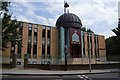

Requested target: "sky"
[{"left": 8, "top": 0, "right": 120, "bottom": 38}]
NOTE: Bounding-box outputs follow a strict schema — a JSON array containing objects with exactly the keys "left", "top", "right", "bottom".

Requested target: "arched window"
[{"left": 72, "top": 31, "right": 79, "bottom": 42}]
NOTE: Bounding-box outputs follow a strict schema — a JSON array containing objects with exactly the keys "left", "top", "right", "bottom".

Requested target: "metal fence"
[
  {"left": 2, "top": 54, "right": 120, "bottom": 65},
  {"left": 22, "top": 55, "right": 120, "bottom": 64}
]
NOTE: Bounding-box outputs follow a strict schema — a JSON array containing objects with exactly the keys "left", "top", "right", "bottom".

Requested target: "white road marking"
[
  {"left": 78, "top": 75, "right": 89, "bottom": 80},
  {"left": 78, "top": 75, "right": 84, "bottom": 78},
  {"left": 82, "top": 75, "right": 89, "bottom": 78}
]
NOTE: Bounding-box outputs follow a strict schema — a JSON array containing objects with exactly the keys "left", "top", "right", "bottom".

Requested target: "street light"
[
  {"left": 88, "top": 50, "right": 91, "bottom": 72},
  {"left": 88, "top": 42, "right": 92, "bottom": 72},
  {"left": 63, "top": 0, "right": 69, "bottom": 71},
  {"left": 64, "top": 45, "right": 68, "bottom": 71}
]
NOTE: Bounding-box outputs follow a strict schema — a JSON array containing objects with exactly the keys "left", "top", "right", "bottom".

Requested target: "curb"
[{"left": 2, "top": 71, "right": 120, "bottom": 76}]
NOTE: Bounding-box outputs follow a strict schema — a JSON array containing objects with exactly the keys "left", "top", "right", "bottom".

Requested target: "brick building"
[{"left": 2, "top": 13, "right": 106, "bottom": 67}]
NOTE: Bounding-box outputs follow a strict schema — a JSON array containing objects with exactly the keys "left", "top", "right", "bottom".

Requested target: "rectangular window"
[
  {"left": 34, "top": 25, "right": 38, "bottom": 45},
  {"left": 47, "top": 27, "right": 50, "bottom": 38},
  {"left": 47, "top": 38, "right": 50, "bottom": 58},
  {"left": 47, "top": 27, "right": 50, "bottom": 58},
  {"left": 33, "top": 45, "right": 37, "bottom": 59},
  {"left": 42, "top": 38, "right": 45, "bottom": 45},
  {"left": 42, "top": 26, "right": 46, "bottom": 58},
  {"left": 33, "top": 25, "right": 38, "bottom": 59},
  {"left": 34, "top": 25, "right": 38, "bottom": 33},
  {"left": 34, "top": 36, "right": 37, "bottom": 45},
  {"left": 47, "top": 38, "right": 50, "bottom": 46},
  {"left": 94, "top": 36, "right": 97, "bottom": 58},
  {"left": 27, "top": 43, "right": 31, "bottom": 58},
  {"left": 28, "top": 35, "right": 31, "bottom": 43},
  {"left": 27, "top": 24, "right": 32, "bottom": 58},
  {"left": 28, "top": 30, "right": 32, "bottom": 35},
  {"left": 90, "top": 34, "right": 93, "bottom": 57},
  {"left": 28, "top": 24, "right": 32, "bottom": 35},
  {"left": 47, "top": 45, "right": 50, "bottom": 59},
  {"left": 82, "top": 33, "right": 85, "bottom": 56},
  {"left": 42, "top": 45, "right": 45, "bottom": 58},
  {"left": 97, "top": 36, "right": 99, "bottom": 58},
  {"left": 94, "top": 36, "right": 96, "bottom": 48},
  {"left": 28, "top": 24, "right": 32, "bottom": 30},
  {"left": 42, "top": 26, "right": 45, "bottom": 37},
  {"left": 33, "top": 45, "right": 37, "bottom": 54}
]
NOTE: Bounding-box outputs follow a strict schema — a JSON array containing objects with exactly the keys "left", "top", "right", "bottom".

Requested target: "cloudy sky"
[{"left": 9, "top": 0, "right": 120, "bottom": 38}]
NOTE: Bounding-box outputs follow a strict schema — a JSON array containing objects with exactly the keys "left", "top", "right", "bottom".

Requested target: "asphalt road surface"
[{"left": 1, "top": 73, "right": 120, "bottom": 80}]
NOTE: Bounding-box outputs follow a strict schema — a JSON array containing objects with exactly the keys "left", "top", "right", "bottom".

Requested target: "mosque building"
[{"left": 2, "top": 2, "right": 106, "bottom": 68}]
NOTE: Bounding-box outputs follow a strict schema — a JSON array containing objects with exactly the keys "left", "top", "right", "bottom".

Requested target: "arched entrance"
[{"left": 72, "top": 44, "right": 81, "bottom": 58}]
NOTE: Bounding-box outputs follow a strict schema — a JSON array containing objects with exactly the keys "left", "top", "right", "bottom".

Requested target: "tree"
[
  {"left": 105, "top": 19, "right": 120, "bottom": 61},
  {"left": 105, "top": 36, "right": 117, "bottom": 55},
  {"left": 81, "top": 27, "right": 87, "bottom": 32},
  {"left": 1, "top": 1, "right": 21, "bottom": 51},
  {"left": 86, "top": 28, "right": 94, "bottom": 33},
  {"left": 112, "top": 18, "right": 120, "bottom": 55},
  {"left": 82, "top": 27, "right": 94, "bottom": 33},
  {"left": 0, "top": 1, "right": 10, "bottom": 11}
]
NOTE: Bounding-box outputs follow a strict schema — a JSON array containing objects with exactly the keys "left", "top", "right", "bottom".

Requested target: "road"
[{"left": 1, "top": 73, "right": 120, "bottom": 80}]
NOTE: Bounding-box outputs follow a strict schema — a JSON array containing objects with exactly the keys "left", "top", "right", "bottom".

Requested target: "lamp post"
[
  {"left": 64, "top": 45, "right": 68, "bottom": 71},
  {"left": 88, "top": 50, "right": 91, "bottom": 72},
  {"left": 63, "top": 0, "right": 69, "bottom": 71},
  {"left": 88, "top": 36, "right": 92, "bottom": 72}
]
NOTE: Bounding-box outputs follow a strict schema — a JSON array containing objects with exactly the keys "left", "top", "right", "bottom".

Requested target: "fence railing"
[
  {"left": 2, "top": 54, "right": 120, "bottom": 64},
  {"left": 22, "top": 55, "right": 120, "bottom": 64}
]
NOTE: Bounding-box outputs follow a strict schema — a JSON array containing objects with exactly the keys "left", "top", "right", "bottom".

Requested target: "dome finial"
[{"left": 64, "top": 0, "right": 69, "bottom": 14}]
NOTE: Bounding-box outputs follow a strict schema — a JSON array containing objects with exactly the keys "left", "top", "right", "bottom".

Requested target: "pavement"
[{"left": 1, "top": 68, "right": 120, "bottom": 76}]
